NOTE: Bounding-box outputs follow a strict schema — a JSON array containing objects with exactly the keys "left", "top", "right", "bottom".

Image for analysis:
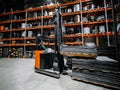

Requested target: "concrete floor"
[{"left": 0, "top": 58, "right": 111, "bottom": 90}]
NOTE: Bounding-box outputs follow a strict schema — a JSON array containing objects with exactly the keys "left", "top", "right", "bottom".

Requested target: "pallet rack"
[{"left": 0, "top": 0, "right": 119, "bottom": 58}]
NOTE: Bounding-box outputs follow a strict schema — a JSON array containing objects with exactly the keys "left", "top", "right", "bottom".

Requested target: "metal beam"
[{"left": 111, "top": 0, "right": 119, "bottom": 62}]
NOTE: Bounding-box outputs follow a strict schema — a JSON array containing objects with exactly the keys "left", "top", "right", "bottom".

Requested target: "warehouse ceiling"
[
  {"left": 0, "top": 0, "right": 119, "bottom": 12},
  {"left": 0, "top": 0, "right": 54, "bottom": 12},
  {"left": 0, "top": 0, "right": 25, "bottom": 12},
  {"left": 0, "top": 0, "right": 24, "bottom": 8},
  {"left": 0, "top": 0, "right": 52, "bottom": 7}
]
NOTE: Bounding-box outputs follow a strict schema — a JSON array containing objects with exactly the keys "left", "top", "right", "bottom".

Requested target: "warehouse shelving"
[
  {"left": 0, "top": 44, "right": 36, "bottom": 47},
  {"left": 61, "top": 7, "right": 112, "bottom": 17},
  {"left": 0, "top": 10, "right": 26, "bottom": 17},
  {"left": 47, "top": 31, "right": 120, "bottom": 38},
  {"left": 63, "top": 20, "right": 113, "bottom": 26},
  {"left": 0, "top": 3, "right": 59, "bottom": 58},
  {"left": 0, "top": 0, "right": 119, "bottom": 58},
  {"left": 61, "top": 0, "right": 91, "bottom": 6},
  {"left": 60, "top": 0, "right": 120, "bottom": 47},
  {"left": 0, "top": 37, "right": 35, "bottom": 41},
  {"left": 0, "top": 25, "right": 55, "bottom": 33},
  {"left": 0, "top": 19, "right": 25, "bottom": 24}
]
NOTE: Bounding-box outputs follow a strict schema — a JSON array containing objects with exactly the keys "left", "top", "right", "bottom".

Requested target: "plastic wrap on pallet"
[
  {"left": 72, "top": 71, "right": 120, "bottom": 90},
  {"left": 72, "top": 58, "right": 120, "bottom": 73},
  {"left": 72, "top": 58, "right": 120, "bottom": 90}
]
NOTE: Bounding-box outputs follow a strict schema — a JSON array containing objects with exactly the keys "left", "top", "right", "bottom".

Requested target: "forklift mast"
[
  {"left": 53, "top": 8, "right": 64, "bottom": 73},
  {"left": 53, "top": 8, "right": 62, "bottom": 52}
]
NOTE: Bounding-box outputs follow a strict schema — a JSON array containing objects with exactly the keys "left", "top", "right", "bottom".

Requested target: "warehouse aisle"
[{"left": 0, "top": 58, "right": 110, "bottom": 90}]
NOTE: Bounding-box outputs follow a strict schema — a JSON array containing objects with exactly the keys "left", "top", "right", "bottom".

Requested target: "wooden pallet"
[
  {"left": 60, "top": 51, "right": 97, "bottom": 58},
  {"left": 60, "top": 46, "right": 97, "bottom": 58}
]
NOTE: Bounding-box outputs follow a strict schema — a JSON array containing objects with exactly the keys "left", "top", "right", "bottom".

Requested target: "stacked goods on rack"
[
  {"left": 0, "top": 48, "right": 2, "bottom": 57},
  {"left": 2, "top": 48, "right": 9, "bottom": 57},
  {"left": 17, "top": 48, "right": 24, "bottom": 58},
  {"left": 72, "top": 58, "right": 120, "bottom": 89},
  {"left": 8, "top": 48, "right": 18, "bottom": 58},
  {"left": 60, "top": 45, "right": 97, "bottom": 58},
  {"left": 25, "top": 51, "right": 33, "bottom": 58}
]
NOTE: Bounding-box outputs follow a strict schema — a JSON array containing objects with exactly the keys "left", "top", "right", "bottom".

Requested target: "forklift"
[
  {"left": 34, "top": 7, "right": 98, "bottom": 78},
  {"left": 34, "top": 8, "right": 64, "bottom": 78}
]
